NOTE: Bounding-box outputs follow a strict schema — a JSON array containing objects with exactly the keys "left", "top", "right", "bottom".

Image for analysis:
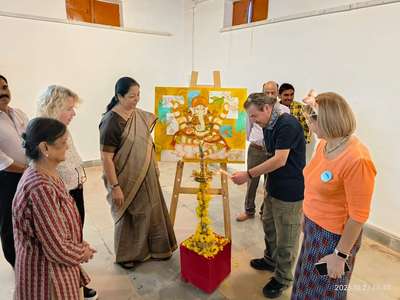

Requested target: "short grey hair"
[
  {"left": 244, "top": 92, "right": 277, "bottom": 110},
  {"left": 262, "top": 81, "right": 279, "bottom": 92}
]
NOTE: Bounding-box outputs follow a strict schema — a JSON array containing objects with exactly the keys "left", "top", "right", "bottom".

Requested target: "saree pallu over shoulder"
[{"left": 106, "top": 109, "right": 157, "bottom": 223}]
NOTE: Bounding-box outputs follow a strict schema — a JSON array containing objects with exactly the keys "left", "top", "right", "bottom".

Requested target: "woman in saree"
[{"left": 99, "top": 77, "right": 177, "bottom": 269}]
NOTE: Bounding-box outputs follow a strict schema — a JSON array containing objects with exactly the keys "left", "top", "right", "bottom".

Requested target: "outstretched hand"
[
  {"left": 231, "top": 171, "right": 249, "bottom": 185},
  {"left": 303, "top": 89, "right": 317, "bottom": 106}
]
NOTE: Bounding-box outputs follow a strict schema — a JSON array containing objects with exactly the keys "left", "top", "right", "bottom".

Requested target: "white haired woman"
[{"left": 37, "top": 85, "right": 97, "bottom": 300}]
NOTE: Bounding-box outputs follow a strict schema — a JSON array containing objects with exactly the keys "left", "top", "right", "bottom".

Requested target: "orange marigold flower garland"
[{"left": 182, "top": 182, "right": 229, "bottom": 258}]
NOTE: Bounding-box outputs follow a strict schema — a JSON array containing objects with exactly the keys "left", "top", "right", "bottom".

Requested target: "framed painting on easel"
[{"left": 154, "top": 86, "right": 247, "bottom": 163}]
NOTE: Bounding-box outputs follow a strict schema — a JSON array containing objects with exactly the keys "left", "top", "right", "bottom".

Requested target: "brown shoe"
[{"left": 236, "top": 212, "right": 255, "bottom": 222}]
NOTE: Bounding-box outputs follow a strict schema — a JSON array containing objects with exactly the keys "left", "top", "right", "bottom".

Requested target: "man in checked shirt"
[{"left": 278, "top": 83, "right": 311, "bottom": 145}]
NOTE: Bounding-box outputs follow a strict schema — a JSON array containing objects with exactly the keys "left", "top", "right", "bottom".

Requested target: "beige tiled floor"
[{"left": 1, "top": 163, "right": 399, "bottom": 299}]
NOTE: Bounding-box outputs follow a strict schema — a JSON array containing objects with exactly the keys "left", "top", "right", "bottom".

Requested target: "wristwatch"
[
  {"left": 334, "top": 248, "right": 349, "bottom": 260},
  {"left": 110, "top": 183, "right": 120, "bottom": 189}
]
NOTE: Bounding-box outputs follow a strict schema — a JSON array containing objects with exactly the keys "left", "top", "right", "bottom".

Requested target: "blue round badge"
[{"left": 320, "top": 170, "right": 333, "bottom": 182}]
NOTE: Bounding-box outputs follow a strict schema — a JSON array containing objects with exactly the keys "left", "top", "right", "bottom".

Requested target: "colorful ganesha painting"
[{"left": 171, "top": 95, "right": 230, "bottom": 160}]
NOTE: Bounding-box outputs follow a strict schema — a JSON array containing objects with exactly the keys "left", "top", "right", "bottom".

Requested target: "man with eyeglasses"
[
  {"left": 236, "top": 81, "right": 290, "bottom": 222},
  {"left": 232, "top": 93, "right": 305, "bottom": 298},
  {"left": 0, "top": 75, "right": 29, "bottom": 268}
]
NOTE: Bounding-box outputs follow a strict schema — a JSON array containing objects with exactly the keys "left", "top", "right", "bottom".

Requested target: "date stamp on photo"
[{"left": 333, "top": 283, "right": 392, "bottom": 292}]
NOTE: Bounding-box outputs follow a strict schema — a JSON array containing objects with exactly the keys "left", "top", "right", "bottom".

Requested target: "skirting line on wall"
[
  {"left": 221, "top": 0, "right": 400, "bottom": 32},
  {"left": 363, "top": 223, "right": 400, "bottom": 253},
  {"left": 82, "top": 160, "right": 399, "bottom": 253},
  {"left": 0, "top": 10, "right": 172, "bottom": 37},
  {"left": 83, "top": 160, "right": 102, "bottom": 168}
]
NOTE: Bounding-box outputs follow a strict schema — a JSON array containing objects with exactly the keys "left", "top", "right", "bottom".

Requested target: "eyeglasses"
[
  {"left": 309, "top": 112, "right": 318, "bottom": 120},
  {"left": 304, "top": 112, "right": 317, "bottom": 125},
  {"left": 75, "top": 166, "right": 87, "bottom": 188}
]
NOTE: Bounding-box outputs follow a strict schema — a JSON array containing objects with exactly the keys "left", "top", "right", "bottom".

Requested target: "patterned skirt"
[{"left": 291, "top": 216, "right": 362, "bottom": 300}]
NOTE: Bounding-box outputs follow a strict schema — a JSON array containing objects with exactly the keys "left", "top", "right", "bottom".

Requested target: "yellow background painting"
[{"left": 154, "top": 86, "right": 248, "bottom": 163}]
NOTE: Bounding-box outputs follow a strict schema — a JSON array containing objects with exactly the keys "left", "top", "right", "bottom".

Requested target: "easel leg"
[
  {"left": 213, "top": 71, "right": 221, "bottom": 88},
  {"left": 190, "top": 71, "right": 198, "bottom": 86},
  {"left": 220, "top": 162, "right": 231, "bottom": 240},
  {"left": 170, "top": 160, "right": 184, "bottom": 226}
]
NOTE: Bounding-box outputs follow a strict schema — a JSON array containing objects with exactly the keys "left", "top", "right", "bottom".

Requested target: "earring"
[{"left": 45, "top": 153, "right": 49, "bottom": 158}]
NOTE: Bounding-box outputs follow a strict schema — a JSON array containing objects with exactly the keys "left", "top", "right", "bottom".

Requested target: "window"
[
  {"left": 66, "top": 0, "right": 121, "bottom": 27},
  {"left": 232, "top": 0, "right": 268, "bottom": 26}
]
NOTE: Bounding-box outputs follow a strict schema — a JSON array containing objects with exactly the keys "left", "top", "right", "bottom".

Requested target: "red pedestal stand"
[{"left": 180, "top": 241, "right": 231, "bottom": 293}]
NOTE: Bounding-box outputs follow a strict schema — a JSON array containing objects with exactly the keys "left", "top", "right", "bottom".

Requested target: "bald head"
[{"left": 262, "top": 81, "right": 279, "bottom": 98}]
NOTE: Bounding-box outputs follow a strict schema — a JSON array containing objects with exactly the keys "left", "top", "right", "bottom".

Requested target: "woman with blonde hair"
[
  {"left": 37, "top": 85, "right": 97, "bottom": 300},
  {"left": 291, "top": 92, "right": 377, "bottom": 299}
]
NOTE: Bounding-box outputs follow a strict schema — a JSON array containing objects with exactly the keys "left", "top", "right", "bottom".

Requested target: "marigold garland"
[{"left": 182, "top": 182, "right": 229, "bottom": 258}]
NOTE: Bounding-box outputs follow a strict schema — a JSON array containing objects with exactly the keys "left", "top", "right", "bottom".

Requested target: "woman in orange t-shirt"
[{"left": 291, "top": 92, "right": 376, "bottom": 300}]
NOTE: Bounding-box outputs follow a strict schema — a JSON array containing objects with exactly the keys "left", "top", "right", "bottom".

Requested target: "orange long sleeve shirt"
[{"left": 303, "top": 137, "right": 377, "bottom": 235}]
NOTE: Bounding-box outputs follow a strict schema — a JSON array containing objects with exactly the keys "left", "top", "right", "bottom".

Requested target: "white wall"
[
  {"left": 184, "top": 0, "right": 400, "bottom": 236},
  {"left": 222, "top": 0, "right": 377, "bottom": 27},
  {"left": 122, "top": 0, "right": 182, "bottom": 32},
  {"left": 1, "top": 0, "right": 399, "bottom": 236},
  {"left": 268, "top": 0, "right": 376, "bottom": 19},
  {"left": 0, "top": 0, "right": 67, "bottom": 19},
  {"left": 0, "top": 0, "right": 185, "bottom": 161}
]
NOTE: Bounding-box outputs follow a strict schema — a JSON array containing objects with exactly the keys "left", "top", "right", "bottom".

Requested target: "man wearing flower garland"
[{"left": 232, "top": 93, "right": 305, "bottom": 298}]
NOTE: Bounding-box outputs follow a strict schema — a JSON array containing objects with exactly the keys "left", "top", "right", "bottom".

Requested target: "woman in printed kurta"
[
  {"left": 99, "top": 77, "right": 177, "bottom": 269},
  {"left": 12, "top": 118, "right": 95, "bottom": 300}
]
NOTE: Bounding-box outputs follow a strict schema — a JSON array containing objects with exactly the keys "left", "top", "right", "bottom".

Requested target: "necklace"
[
  {"left": 114, "top": 106, "right": 134, "bottom": 121},
  {"left": 325, "top": 136, "right": 350, "bottom": 154}
]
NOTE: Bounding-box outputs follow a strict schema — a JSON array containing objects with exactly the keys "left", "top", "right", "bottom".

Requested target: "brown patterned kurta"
[{"left": 12, "top": 167, "right": 90, "bottom": 300}]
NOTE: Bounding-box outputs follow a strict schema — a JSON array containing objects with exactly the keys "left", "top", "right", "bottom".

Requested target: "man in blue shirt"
[{"left": 232, "top": 93, "right": 305, "bottom": 298}]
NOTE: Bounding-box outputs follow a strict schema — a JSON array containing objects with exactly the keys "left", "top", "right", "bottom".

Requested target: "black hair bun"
[{"left": 21, "top": 132, "right": 39, "bottom": 159}]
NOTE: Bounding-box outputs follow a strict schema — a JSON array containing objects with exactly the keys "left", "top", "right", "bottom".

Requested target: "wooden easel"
[{"left": 169, "top": 70, "right": 231, "bottom": 240}]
